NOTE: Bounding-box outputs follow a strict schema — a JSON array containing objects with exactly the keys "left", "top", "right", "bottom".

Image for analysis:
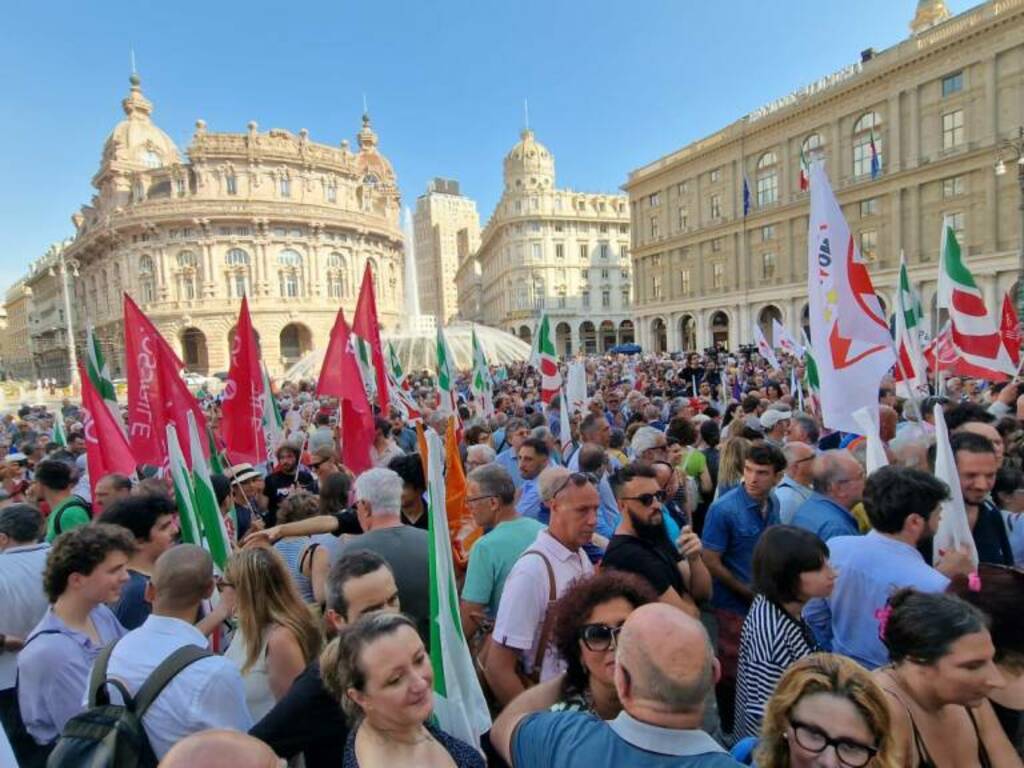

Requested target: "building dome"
[
  {"left": 503, "top": 129, "right": 555, "bottom": 192},
  {"left": 281, "top": 322, "right": 531, "bottom": 382},
  {"left": 100, "top": 75, "right": 180, "bottom": 172},
  {"left": 355, "top": 112, "right": 396, "bottom": 185}
]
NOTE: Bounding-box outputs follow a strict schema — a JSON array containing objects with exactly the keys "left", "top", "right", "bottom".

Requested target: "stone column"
[
  {"left": 909, "top": 86, "right": 920, "bottom": 168},
  {"left": 888, "top": 92, "right": 902, "bottom": 173}
]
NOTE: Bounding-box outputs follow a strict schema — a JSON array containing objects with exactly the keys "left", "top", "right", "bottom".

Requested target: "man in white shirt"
[
  {"left": 100, "top": 544, "right": 252, "bottom": 758},
  {"left": 0, "top": 504, "right": 49, "bottom": 756},
  {"left": 484, "top": 466, "right": 599, "bottom": 707}
]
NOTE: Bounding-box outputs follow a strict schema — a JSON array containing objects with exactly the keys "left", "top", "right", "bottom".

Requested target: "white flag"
[
  {"left": 772, "top": 318, "right": 805, "bottom": 358},
  {"left": 807, "top": 161, "right": 896, "bottom": 433},
  {"left": 566, "top": 361, "right": 588, "bottom": 415},
  {"left": 851, "top": 406, "right": 889, "bottom": 474},
  {"left": 932, "top": 402, "right": 979, "bottom": 568},
  {"left": 753, "top": 323, "right": 782, "bottom": 371},
  {"left": 559, "top": 387, "right": 573, "bottom": 458}
]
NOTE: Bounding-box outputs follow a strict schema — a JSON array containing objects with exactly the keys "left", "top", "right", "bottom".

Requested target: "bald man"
[
  {"left": 791, "top": 450, "right": 865, "bottom": 541},
  {"left": 100, "top": 545, "right": 252, "bottom": 759},
  {"left": 492, "top": 603, "right": 740, "bottom": 767},
  {"left": 160, "top": 730, "right": 283, "bottom": 768}
]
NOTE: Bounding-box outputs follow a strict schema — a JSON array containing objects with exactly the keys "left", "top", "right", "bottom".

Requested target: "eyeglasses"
[
  {"left": 550, "top": 472, "right": 599, "bottom": 500},
  {"left": 787, "top": 718, "right": 878, "bottom": 768},
  {"left": 579, "top": 623, "right": 624, "bottom": 652},
  {"left": 466, "top": 494, "right": 497, "bottom": 504},
  {"left": 309, "top": 459, "right": 329, "bottom": 470},
  {"left": 621, "top": 490, "right": 668, "bottom": 508}
]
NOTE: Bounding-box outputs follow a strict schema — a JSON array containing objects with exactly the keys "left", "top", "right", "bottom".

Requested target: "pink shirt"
[{"left": 491, "top": 528, "right": 594, "bottom": 681}]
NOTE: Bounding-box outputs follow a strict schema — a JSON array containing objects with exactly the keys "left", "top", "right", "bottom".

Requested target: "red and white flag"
[
  {"left": 317, "top": 308, "right": 374, "bottom": 475},
  {"left": 353, "top": 263, "right": 390, "bottom": 415},
  {"left": 806, "top": 162, "right": 895, "bottom": 433},
  {"left": 534, "top": 313, "right": 562, "bottom": 404},
  {"left": 753, "top": 323, "right": 782, "bottom": 371},
  {"left": 924, "top": 321, "right": 958, "bottom": 373},
  {"left": 221, "top": 297, "right": 266, "bottom": 465},
  {"left": 1000, "top": 292, "right": 1021, "bottom": 369},
  {"left": 80, "top": 361, "right": 137, "bottom": 507}
]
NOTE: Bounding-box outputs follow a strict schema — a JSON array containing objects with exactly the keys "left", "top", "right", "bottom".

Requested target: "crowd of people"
[{"left": 2, "top": 348, "right": 1024, "bottom": 767}]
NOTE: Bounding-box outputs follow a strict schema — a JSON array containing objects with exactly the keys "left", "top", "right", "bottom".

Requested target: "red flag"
[
  {"left": 221, "top": 297, "right": 266, "bottom": 464},
  {"left": 1001, "top": 292, "right": 1021, "bottom": 369},
  {"left": 80, "top": 361, "right": 137, "bottom": 509},
  {"left": 352, "top": 263, "right": 390, "bottom": 414},
  {"left": 124, "top": 294, "right": 210, "bottom": 468},
  {"left": 317, "top": 309, "right": 374, "bottom": 475},
  {"left": 925, "top": 321, "right": 1009, "bottom": 381}
]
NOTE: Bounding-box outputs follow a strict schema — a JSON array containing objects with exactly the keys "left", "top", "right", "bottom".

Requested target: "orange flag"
[{"left": 445, "top": 417, "right": 481, "bottom": 571}]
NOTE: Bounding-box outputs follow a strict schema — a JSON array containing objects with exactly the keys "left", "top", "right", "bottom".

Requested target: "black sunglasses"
[
  {"left": 621, "top": 490, "right": 668, "bottom": 507},
  {"left": 550, "top": 472, "right": 599, "bottom": 500},
  {"left": 787, "top": 718, "right": 878, "bottom": 767},
  {"left": 579, "top": 623, "right": 624, "bottom": 652}
]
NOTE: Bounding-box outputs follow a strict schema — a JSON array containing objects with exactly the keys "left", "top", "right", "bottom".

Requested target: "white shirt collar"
[{"left": 608, "top": 710, "right": 727, "bottom": 756}]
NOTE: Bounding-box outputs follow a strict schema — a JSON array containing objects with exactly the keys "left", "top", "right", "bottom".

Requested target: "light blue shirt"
[
  {"left": 101, "top": 615, "right": 253, "bottom": 758},
  {"left": 791, "top": 492, "right": 860, "bottom": 542},
  {"left": 0, "top": 542, "right": 50, "bottom": 691},
  {"left": 596, "top": 475, "right": 622, "bottom": 540},
  {"left": 517, "top": 478, "right": 545, "bottom": 522},
  {"left": 496, "top": 447, "right": 524, "bottom": 489},
  {"left": 17, "top": 605, "right": 126, "bottom": 744},
  {"left": 803, "top": 530, "right": 949, "bottom": 669},
  {"left": 773, "top": 476, "right": 813, "bottom": 525}
]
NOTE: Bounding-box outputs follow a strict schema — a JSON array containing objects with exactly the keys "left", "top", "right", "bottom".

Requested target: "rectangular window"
[
  {"left": 557, "top": 294, "right": 566, "bottom": 309},
  {"left": 226, "top": 175, "right": 237, "bottom": 195},
  {"left": 710, "top": 168, "right": 721, "bottom": 183},
  {"left": 860, "top": 198, "right": 880, "bottom": 217},
  {"left": 943, "top": 176, "right": 965, "bottom": 198},
  {"left": 760, "top": 225, "right": 775, "bottom": 241},
  {"left": 514, "top": 200, "right": 522, "bottom": 213},
  {"left": 942, "top": 71, "right": 963, "bottom": 97},
  {"left": 757, "top": 173, "right": 778, "bottom": 206},
  {"left": 713, "top": 263, "right": 724, "bottom": 289},
  {"left": 942, "top": 110, "right": 964, "bottom": 150},
  {"left": 860, "top": 230, "right": 878, "bottom": 261},
  {"left": 681, "top": 269, "right": 691, "bottom": 293},
  {"left": 650, "top": 216, "right": 659, "bottom": 239},
  {"left": 579, "top": 244, "right": 589, "bottom": 260},
  {"left": 530, "top": 243, "right": 541, "bottom": 261},
  {"left": 555, "top": 243, "right": 565, "bottom": 260},
  {"left": 620, "top": 245, "right": 629, "bottom": 260},
  {"left": 622, "top": 288, "right": 630, "bottom": 307},
  {"left": 649, "top": 192, "right": 661, "bottom": 207},
  {"left": 677, "top": 181, "right": 689, "bottom": 195},
  {"left": 762, "top": 252, "right": 777, "bottom": 280},
  {"left": 619, "top": 224, "right": 628, "bottom": 234},
  {"left": 599, "top": 224, "right": 608, "bottom": 234},
  {"left": 582, "top": 291, "right": 590, "bottom": 308},
  {"left": 711, "top": 238, "right": 722, "bottom": 253},
  {"left": 620, "top": 269, "right": 629, "bottom": 280},
  {"left": 599, "top": 243, "right": 610, "bottom": 259},
  {"left": 531, "top": 197, "right": 539, "bottom": 210},
  {"left": 531, "top": 221, "right": 541, "bottom": 232},
  {"left": 176, "top": 178, "right": 187, "bottom": 197},
  {"left": 555, "top": 222, "right": 564, "bottom": 233},
  {"left": 555, "top": 198, "right": 563, "bottom": 211},
  {"left": 945, "top": 211, "right": 965, "bottom": 237},
  {"left": 710, "top": 194, "right": 721, "bottom": 219},
  {"left": 280, "top": 177, "right": 291, "bottom": 197},
  {"left": 601, "top": 268, "right": 609, "bottom": 279},
  {"left": 602, "top": 290, "right": 611, "bottom": 308},
  {"left": 327, "top": 185, "right": 337, "bottom": 202},
  {"left": 652, "top": 275, "right": 663, "bottom": 299},
  {"left": 678, "top": 207, "right": 689, "bottom": 230}
]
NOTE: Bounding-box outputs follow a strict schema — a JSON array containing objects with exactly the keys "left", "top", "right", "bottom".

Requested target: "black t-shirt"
[
  {"left": 249, "top": 660, "right": 346, "bottom": 768},
  {"left": 329, "top": 507, "right": 364, "bottom": 535},
  {"left": 602, "top": 533, "right": 686, "bottom": 597},
  {"left": 262, "top": 469, "right": 317, "bottom": 526}
]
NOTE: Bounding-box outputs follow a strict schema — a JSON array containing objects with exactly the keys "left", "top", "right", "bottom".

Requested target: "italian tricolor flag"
[
  {"left": 799, "top": 146, "right": 810, "bottom": 191},
  {"left": 435, "top": 326, "right": 458, "bottom": 418},
  {"left": 937, "top": 223, "right": 1015, "bottom": 380},
  {"left": 892, "top": 253, "right": 929, "bottom": 398},
  {"left": 535, "top": 313, "right": 562, "bottom": 404},
  {"left": 86, "top": 326, "right": 123, "bottom": 429}
]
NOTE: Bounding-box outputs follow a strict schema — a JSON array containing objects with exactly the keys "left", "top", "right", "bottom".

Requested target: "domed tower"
[
  {"left": 354, "top": 112, "right": 400, "bottom": 224},
  {"left": 503, "top": 129, "right": 555, "bottom": 194},
  {"left": 92, "top": 74, "right": 180, "bottom": 203},
  {"left": 910, "top": 0, "right": 951, "bottom": 35}
]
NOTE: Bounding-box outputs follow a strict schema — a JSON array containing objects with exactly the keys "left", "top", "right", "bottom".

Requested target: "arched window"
[
  {"left": 533, "top": 277, "right": 546, "bottom": 310},
  {"left": 756, "top": 151, "right": 779, "bottom": 206},
  {"left": 326, "top": 252, "right": 344, "bottom": 269},
  {"left": 326, "top": 251, "right": 348, "bottom": 299},
  {"left": 226, "top": 248, "right": 250, "bottom": 266},
  {"left": 802, "top": 133, "right": 825, "bottom": 161},
  {"left": 278, "top": 250, "right": 303, "bottom": 298},
  {"left": 138, "top": 255, "right": 155, "bottom": 303},
  {"left": 853, "top": 112, "right": 883, "bottom": 178},
  {"left": 278, "top": 249, "right": 302, "bottom": 267},
  {"left": 176, "top": 250, "right": 198, "bottom": 269}
]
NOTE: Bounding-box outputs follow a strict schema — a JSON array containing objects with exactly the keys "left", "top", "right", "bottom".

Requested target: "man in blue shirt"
[
  {"left": 773, "top": 442, "right": 815, "bottom": 524},
  {"left": 496, "top": 418, "right": 531, "bottom": 489},
  {"left": 804, "top": 465, "right": 974, "bottom": 668},
  {"left": 515, "top": 437, "right": 552, "bottom": 522},
  {"left": 701, "top": 442, "right": 785, "bottom": 732},
  {"left": 791, "top": 450, "right": 864, "bottom": 542},
  {"left": 492, "top": 603, "right": 741, "bottom": 767}
]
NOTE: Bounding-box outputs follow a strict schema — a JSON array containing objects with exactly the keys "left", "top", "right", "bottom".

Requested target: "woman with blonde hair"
[
  {"left": 223, "top": 546, "right": 322, "bottom": 720},
  {"left": 755, "top": 653, "right": 896, "bottom": 768},
  {"left": 715, "top": 436, "right": 751, "bottom": 500}
]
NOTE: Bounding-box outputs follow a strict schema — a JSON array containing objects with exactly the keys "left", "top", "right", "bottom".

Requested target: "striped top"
[
  {"left": 273, "top": 537, "right": 315, "bottom": 603},
  {"left": 734, "top": 594, "right": 818, "bottom": 741}
]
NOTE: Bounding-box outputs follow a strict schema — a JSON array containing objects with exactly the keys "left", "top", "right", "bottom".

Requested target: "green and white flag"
[
  {"left": 260, "top": 362, "right": 284, "bottom": 461},
  {"left": 166, "top": 424, "right": 204, "bottom": 549},
  {"left": 51, "top": 417, "right": 68, "bottom": 447},
  {"left": 424, "top": 428, "right": 491, "bottom": 747},
  {"left": 86, "top": 326, "right": 122, "bottom": 427},
  {"left": 352, "top": 335, "right": 378, "bottom": 404},
  {"left": 436, "top": 326, "right": 458, "bottom": 417},
  {"left": 470, "top": 327, "right": 493, "bottom": 418},
  {"left": 187, "top": 411, "right": 232, "bottom": 572},
  {"left": 386, "top": 340, "right": 405, "bottom": 387}
]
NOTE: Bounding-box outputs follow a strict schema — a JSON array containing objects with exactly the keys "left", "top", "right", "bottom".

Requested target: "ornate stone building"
[
  {"left": 60, "top": 74, "right": 405, "bottom": 376},
  {"left": 24, "top": 242, "right": 75, "bottom": 384},
  {"left": 2, "top": 281, "right": 33, "bottom": 381},
  {"left": 413, "top": 178, "right": 481, "bottom": 324},
  {"left": 457, "top": 129, "right": 634, "bottom": 355},
  {"left": 625, "top": 0, "right": 1024, "bottom": 354}
]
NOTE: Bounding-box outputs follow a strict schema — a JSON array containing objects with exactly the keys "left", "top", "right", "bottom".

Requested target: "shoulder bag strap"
[
  {"left": 87, "top": 639, "right": 121, "bottom": 707},
  {"left": 518, "top": 550, "right": 557, "bottom": 677},
  {"left": 133, "top": 644, "right": 212, "bottom": 716}
]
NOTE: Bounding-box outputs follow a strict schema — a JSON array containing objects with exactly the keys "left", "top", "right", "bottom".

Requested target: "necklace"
[{"left": 363, "top": 721, "right": 434, "bottom": 747}]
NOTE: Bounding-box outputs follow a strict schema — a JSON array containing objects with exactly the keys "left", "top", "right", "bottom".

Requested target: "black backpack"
[
  {"left": 51, "top": 496, "right": 92, "bottom": 536},
  {"left": 46, "top": 639, "right": 211, "bottom": 768}
]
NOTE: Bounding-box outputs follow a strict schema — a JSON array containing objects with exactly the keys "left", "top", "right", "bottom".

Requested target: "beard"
[{"left": 629, "top": 507, "right": 671, "bottom": 547}]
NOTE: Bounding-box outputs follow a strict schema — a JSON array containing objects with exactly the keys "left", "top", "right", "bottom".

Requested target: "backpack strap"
[
  {"left": 53, "top": 498, "right": 89, "bottom": 536},
  {"left": 133, "top": 645, "right": 211, "bottom": 716},
  {"left": 518, "top": 549, "right": 557, "bottom": 678},
  {"left": 87, "top": 639, "right": 121, "bottom": 706},
  {"left": 299, "top": 541, "right": 320, "bottom": 577}
]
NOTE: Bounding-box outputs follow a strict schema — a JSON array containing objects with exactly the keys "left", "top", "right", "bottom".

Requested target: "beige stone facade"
[
  {"left": 24, "top": 242, "right": 75, "bottom": 384},
  {"left": 3, "top": 281, "right": 32, "bottom": 381},
  {"left": 51, "top": 75, "right": 405, "bottom": 377},
  {"left": 624, "top": 0, "right": 1024, "bottom": 354},
  {"left": 458, "top": 129, "right": 634, "bottom": 355},
  {"left": 413, "top": 178, "right": 480, "bottom": 324}
]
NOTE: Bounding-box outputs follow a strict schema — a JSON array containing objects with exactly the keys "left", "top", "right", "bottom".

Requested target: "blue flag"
[
  {"left": 742, "top": 174, "right": 751, "bottom": 217},
  {"left": 870, "top": 130, "right": 881, "bottom": 179}
]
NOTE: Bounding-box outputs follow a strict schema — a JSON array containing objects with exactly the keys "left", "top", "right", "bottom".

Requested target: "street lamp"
[
  {"left": 995, "top": 126, "right": 1024, "bottom": 329},
  {"left": 49, "top": 245, "right": 80, "bottom": 388}
]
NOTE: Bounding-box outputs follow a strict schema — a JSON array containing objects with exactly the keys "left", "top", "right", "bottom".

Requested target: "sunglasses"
[
  {"left": 579, "top": 622, "right": 624, "bottom": 652},
  {"left": 309, "top": 459, "right": 329, "bottom": 470},
  {"left": 550, "top": 472, "right": 599, "bottom": 500},
  {"left": 621, "top": 490, "right": 668, "bottom": 507}
]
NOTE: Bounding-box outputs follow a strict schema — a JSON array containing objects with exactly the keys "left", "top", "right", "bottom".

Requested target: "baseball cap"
[{"left": 760, "top": 409, "right": 793, "bottom": 430}]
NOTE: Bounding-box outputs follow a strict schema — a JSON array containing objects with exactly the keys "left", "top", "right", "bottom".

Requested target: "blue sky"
[{"left": 0, "top": 0, "right": 974, "bottom": 290}]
